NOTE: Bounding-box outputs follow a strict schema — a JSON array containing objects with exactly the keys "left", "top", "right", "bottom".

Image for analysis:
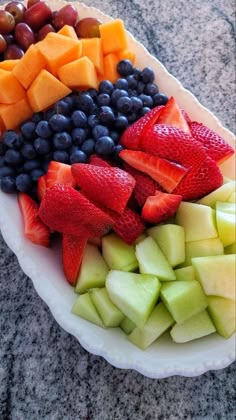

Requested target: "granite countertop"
[{"left": 0, "top": 0, "right": 235, "bottom": 419}]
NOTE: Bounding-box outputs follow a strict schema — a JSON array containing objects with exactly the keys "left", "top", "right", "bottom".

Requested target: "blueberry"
[
  {"left": 96, "top": 93, "right": 111, "bottom": 107},
  {"left": 49, "top": 114, "right": 71, "bottom": 132},
  {"left": 95, "top": 136, "right": 114, "bottom": 155},
  {"left": 0, "top": 156, "right": 5, "bottom": 167},
  {"left": 0, "top": 142, "right": 6, "bottom": 156},
  {"left": 111, "top": 89, "right": 128, "bottom": 105},
  {"left": 141, "top": 67, "right": 155, "bottom": 84},
  {"left": 99, "top": 80, "right": 114, "bottom": 95},
  {"left": 21, "top": 121, "right": 37, "bottom": 140},
  {"left": 31, "top": 112, "right": 43, "bottom": 123},
  {"left": 43, "top": 108, "right": 56, "bottom": 121},
  {"left": 116, "top": 96, "right": 133, "bottom": 114},
  {"left": 137, "top": 81, "right": 145, "bottom": 94},
  {"left": 35, "top": 120, "right": 53, "bottom": 138},
  {"left": 53, "top": 150, "right": 69, "bottom": 163},
  {"left": 133, "top": 68, "right": 142, "bottom": 80},
  {"left": 71, "top": 110, "right": 87, "bottom": 128},
  {"left": 113, "top": 144, "right": 123, "bottom": 154},
  {"left": 81, "top": 139, "right": 95, "bottom": 155},
  {"left": 53, "top": 132, "right": 72, "bottom": 150},
  {"left": 23, "top": 159, "right": 41, "bottom": 172},
  {"left": 144, "top": 83, "right": 159, "bottom": 96},
  {"left": 109, "top": 130, "right": 119, "bottom": 143},
  {"left": 87, "top": 88, "right": 98, "bottom": 100},
  {"left": 2, "top": 130, "right": 23, "bottom": 149},
  {"left": 4, "top": 149, "right": 23, "bottom": 166},
  {"left": 126, "top": 75, "right": 138, "bottom": 89},
  {"left": 54, "top": 100, "right": 71, "bottom": 115},
  {"left": 15, "top": 173, "right": 32, "bottom": 192},
  {"left": 70, "top": 149, "right": 87, "bottom": 164},
  {"left": 64, "top": 95, "right": 76, "bottom": 110},
  {"left": 41, "top": 160, "right": 50, "bottom": 173},
  {"left": 88, "top": 114, "right": 100, "bottom": 129},
  {"left": 1, "top": 176, "right": 16, "bottom": 193},
  {"left": 115, "top": 78, "right": 128, "bottom": 90},
  {"left": 30, "top": 168, "right": 45, "bottom": 182},
  {"left": 139, "top": 94, "right": 153, "bottom": 108},
  {"left": 92, "top": 125, "right": 109, "bottom": 140},
  {"left": 76, "top": 93, "right": 94, "bottom": 114},
  {"left": 117, "top": 60, "right": 133, "bottom": 76},
  {"left": 139, "top": 107, "right": 151, "bottom": 116},
  {"left": 71, "top": 128, "right": 88, "bottom": 146},
  {"left": 99, "top": 106, "right": 115, "bottom": 125},
  {"left": 34, "top": 137, "right": 51, "bottom": 155},
  {"left": 115, "top": 115, "right": 129, "bottom": 132},
  {"left": 131, "top": 96, "right": 143, "bottom": 112},
  {"left": 153, "top": 93, "right": 168, "bottom": 106},
  {"left": 21, "top": 143, "right": 37, "bottom": 160},
  {"left": 0, "top": 166, "right": 16, "bottom": 178},
  {"left": 127, "top": 112, "right": 137, "bottom": 123}
]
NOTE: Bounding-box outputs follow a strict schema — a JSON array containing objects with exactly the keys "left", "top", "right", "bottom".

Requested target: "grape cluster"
[{"left": 0, "top": 60, "right": 168, "bottom": 194}]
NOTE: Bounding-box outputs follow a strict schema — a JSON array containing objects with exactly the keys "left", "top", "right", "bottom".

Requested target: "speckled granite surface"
[{"left": 0, "top": 0, "right": 235, "bottom": 419}]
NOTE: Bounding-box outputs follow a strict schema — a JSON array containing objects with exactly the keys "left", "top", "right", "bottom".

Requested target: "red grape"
[
  {"left": 15, "top": 22, "right": 36, "bottom": 51},
  {"left": 4, "top": 43, "right": 24, "bottom": 59},
  {"left": 0, "top": 34, "right": 7, "bottom": 54},
  {"left": 0, "top": 10, "right": 15, "bottom": 34},
  {"left": 52, "top": 4, "right": 78, "bottom": 30},
  {"left": 75, "top": 17, "right": 101, "bottom": 38},
  {"left": 24, "top": 2, "right": 52, "bottom": 31},
  {"left": 27, "top": 0, "right": 41, "bottom": 8},
  {"left": 37, "top": 23, "right": 55, "bottom": 41},
  {"left": 5, "top": 1, "right": 26, "bottom": 24},
  {"left": 3, "top": 34, "right": 14, "bottom": 45}
]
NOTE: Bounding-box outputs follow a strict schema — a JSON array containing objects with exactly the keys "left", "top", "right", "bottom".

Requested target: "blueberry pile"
[{"left": 0, "top": 60, "right": 168, "bottom": 194}]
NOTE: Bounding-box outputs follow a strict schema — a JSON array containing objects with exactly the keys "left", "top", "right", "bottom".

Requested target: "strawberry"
[
  {"left": 141, "top": 191, "right": 182, "bottom": 224},
  {"left": 18, "top": 193, "right": 50, "bottom": 247},
  {"left": 39, "top": 184, "right": 115, "bottom": 237},
  {"left": 37, "top": 175, "right": 47, "bottom": 202},
  {"left": 89, "top": 154, "right": 112, "bottom": 167},
  {"left": 119, "top": 149, "right": 189, "bottom": 193},
  {"left": 71, "top": 164, "right": 136, "bottom": 214},
  {"left": 62, "top": 234, "right": 87, "bottom": 286},
  {"left": 181, "top": 109, "right": 192, "bottom": 125},
  {"left": 158, "top": 97, "right": 191, "bottom": 134},
  {"left": 119, "top": 105, "right": 163, "bottom": 149},
  {"left": 45, "top": 161, "right": 76, "bottom": 189},
  {"left": 113, "top": 207, "right": 145, "bottom": 245},
  {"left": 190, "top": 122, "right": 234, "bottom": 164}
]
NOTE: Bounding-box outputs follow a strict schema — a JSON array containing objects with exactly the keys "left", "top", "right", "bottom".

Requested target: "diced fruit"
[
  {"left": 37, "top": 175, "right": 47, "bottom": 202},
  {"left": 0, "top": 59, "right": 20, "bottom": 70},
  {"left": 99, "top": 19, "right": 128, "bottom": 55},
  {"left": 160, "top": 280, "right": 208, "bottom": 324},
  {"left": 174, "top": 266, "right": 196, "bottom": 281},
  {"left": 176, "top": 202, "right": 218, "bottom": 242},
  {"left": 224, "top": 243, "right": 236, "bottom": 254},
  {"left": 183, "top": 238, "right": 224, "bottom": 267},
  {"left": 216, "top": 201, "right": 236, "bottom": 214},
  {"left": 228, "top": 192, "right": 236, "bottom": 203},
  {"left": 102, "top": 53, "right": 119, "bottom": 83},
  {"left": 157, "top": 97, "right": 191, "bottom": 134},
  {"left": 46, "top": 161, "right": 76, "bottom": 189},
  {"left": 102, "top": 233, "right": 138, "bottom": 272},
  {"left": 170, "top": 310, "right": 216, "bottom": 343},
  {"left": 81, "top": 38, "right": 104, "bottom": 75},
  {"left": 71, "top": 293, "right": 103, "bottom": 327},
  {"left": 12, "top": 44, "right": 46, "bottom": 89},
  {"left": 192, "top": 255, "right": 236, "bottom": 300},
  {"left": 128, "top": 302, "right": 174, "bottom": 350},
  {"left": 142, "top": 191, "right": 182, "bottom": 225},
  {"left": 197, "top": 181, "right": 236, "bottom": 208},
  {"left": 135, "top": 237, "right": 176, "bottom": 281},
  {"left": 113, "top": 207, "right": 145, "bottom": 245},
  {"left": 75, "top": 17, "right": 101, "bottom": 38},
  {"left": 90, "top": 288, "right": 124, "bottom": 327},
  {"left": 0, "top": 96, "right": 32, "bottom": 130},
  {"left": 216, "top": 210, "right": 236, "bottom": 247},
  {"left": 62, "top": 234, "right": 87, "bottom": 286},
  {"left": 207, "top": 296, "right": 236, "bottom": 338},
  {"left": 120, "top": 316, "right": 136, "bottom": 335},
  {"left": 147, "top": 224, "right": 185, "bottom": 267},
  {"left": 75, "top": 243, "right": 109, "bottom": 294},
  {"left": 58, "top": 24, "right": 78, "bottom": 39},
  {"left": 117, "top": 49, "right": 135, "bottom": 64},
  {"left": 106, "top": 270, "right": 161, "bottom": 328},
  {"left": 58, "top": 56, "right": 98, "bottom": 90},
  {"left": 0, "top": 69, "right": 25, "bottom": 104}
]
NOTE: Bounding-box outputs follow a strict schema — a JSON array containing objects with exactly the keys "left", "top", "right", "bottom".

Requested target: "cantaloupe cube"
[
  {"left": 102, "top": 53, "right": 119, "bottom": 83},
  {"left": 12, "top": 45, "right": 46, "bottom": 89},
  {"left": 99, "top": 19, "right": 128, "bottom": 55},
  {"left": 81, "top": 38, "right": 104, "bottom": 75},
  {"left": 37, "top": 32, "right": 81, "bottom": 76},
  {"left": 58, "top": 56, "right": 98, "bottom": 90},
  {"left": 58, "top": 24, "right": 78, "bottom": 39},
  {"left": 0, "top": 59, "right": 20, "bottom": 70},
  {"left": 0, "top": 70, "right": 25, "bottom": 104},
  {"left": 117, "top": 49, "right": 135, "bottom": 64},
  {"left": 27, "top": 69, "right": 71, "bottom": 112},
  {"left": 0, "top": 96, "right": 32, "bottom": 130}
]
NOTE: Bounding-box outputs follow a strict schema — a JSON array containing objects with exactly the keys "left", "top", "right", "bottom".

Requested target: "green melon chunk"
[
  {"left": 147, "top": 224, "right": 185, "bottom": 267},
  {"left": 183, "top": 237, "right": 224, "bottom": 266},
  {"left": 170, "top": 310, "right": 216, "bottom": 343},
  {"left": 71, "top": 293, "right": 103, "bottom": 327},
  {"left": 197, "top": 181, "right": 236, "bottom": 208},
  {"left": 160, "top": 280, "right": 208, "bottom": 324},
  {"left": 228, "top": 192, "right": 236, "bottom": 203},
  {"left": 174, "top": 266, "right": 196, "bottom": 281},
  {"left": 192, "top": 255, "right": 236, "bottom": 300},
  {"left": 207, "top": 296, "right": 236, "bottom": 338},
  {"left": 120, "top": 316, "right": 136, "bottom": 335},
  {"left": 224, "top": 243, "right": 236, "bottom": 254},
  {"left": 216, "top": 201, "right": 236, "bottom": 214},
  {"left": 128, "top": 302, "right": 174, "bottom": 350},
  {"left": 90, "top": 288, "right": 124, "bottom": 327},
  {"left": 106, "top": 270, "right": 161, "bottom": 328},
  {"left": 216, "top": 210, "right": 236, "bottom": 247},
  {"left": 102, "top": 233, "right": 138, "bottom": 272},
  {"left": 75, "top": 243, "right": 109, "bottom": 294},
  {"left": 223, "top": 177, "right": 234, "bottom": 184},
  {"left": 135, "top": 236, "right": 176, "bottom": 281}
]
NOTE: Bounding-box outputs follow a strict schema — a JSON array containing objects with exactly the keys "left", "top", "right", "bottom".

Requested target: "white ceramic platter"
[{"left": 0, "top": 0, "right": 235, "bottom": 378}]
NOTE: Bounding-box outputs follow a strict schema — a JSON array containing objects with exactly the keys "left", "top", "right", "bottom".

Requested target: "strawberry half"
[
  {"left": 71, "top": 164, "right": 136, "bottom": 215},
  {"left": 62, "top": 234, "right": 87, "bottom": 286},
  {"left": 18, "top": 193, "right": 50, "bottom": 247},
  {"left": 113, "top": 207, "right": 145, "bottom": 245},
  {"left": 119, "top": 149, "right": 189, "bottom": 193},
  {"left": 141, "top": 191, "right": 182, "bottom": 224},
  {"left": 89, "top": 154, "right": 112, "bottom": 167},
  {"left": 190, "top": 122, "right": 235, "bottom": 164},
  {"left": 46, "top": 161, "right": 76, "bottom": 189},
  {"left": 157, "top": 97, "right": 191, "bottom": 134},
  {"left": 37, "top": 175, "right": 47, "bottom": 202}
]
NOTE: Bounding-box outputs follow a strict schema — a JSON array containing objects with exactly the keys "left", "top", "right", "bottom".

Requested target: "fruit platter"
[{"left": 0, "top": 0, "right": 235, "bottom": 378}]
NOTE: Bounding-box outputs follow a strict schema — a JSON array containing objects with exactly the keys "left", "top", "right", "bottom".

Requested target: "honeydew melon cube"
[
  {"left": 175, "top": 202, "right": 218, "bottom": 242},
  {"left": 128, "top": 302, "right": 174, "bottom": 350},
  {"left": 120, "top": 316, "right": 136, "bottom": 334},
  {"left": 71, "top": 293, "right": 103, "bottom": 327},
  {"left": 197, "top": 181, "right": 236, "bottom": 208},
  {"left": 102, "top": 233, "right": 138, "bottom": 272},
  {"left": 183, "top": 237, "right": 224, "bottom": 266},
  {"left": 216, "top": 210, "right": 236, "bottom": 246},
  {"left": 75, "top": 243, "right": 109, "bottom": 294},
  {"left": 207, "top": 296, "right": 236, "bottom": 338},
  {"left": 224, "top": 243, "right": 236, "bottom": 254},
  {"left": 174, "top": 266, "right": 196, "bottom": 281},
  {"left": 170, "top": 310, "right": 216, "bottom": 343},
  {"left": 90, "top": 288, "right": 124, "bottom": 327},
  {"left": 134, "top": 233, "right": 147, "bottom": 244},
  {"left": 135, "top": 237, "right": 176, "bottom": 281},
  {"left": 228, "top": 192, "right": 236, "bottom": 203},
  {"left": 106, "top": 270, "right": 161, "bottom": 328},
  {"left": 223, "top": 177, "right": 234, "bottom": 184},
  {"left": 147, "top": 224, "right": 185, "bottom": 267},
  {"left": 192, "top": 255, "right": 236, "bottom": 300},
  {"left": 160, "top": 280, "right": 207, "bottom": 324},
  {"left": 216, "top": 201, "right": 236, "bottom": 214}
]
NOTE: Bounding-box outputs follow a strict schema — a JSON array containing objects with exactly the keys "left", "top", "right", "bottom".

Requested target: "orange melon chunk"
[
  {"left": 58, "top": 56, "right": 98, "bottom": 90},
  {"left": 81, "top": 38, "right": 104, "bottom": 75},
  {"left": 12, "top": 45, "right": 46, "bottom": 89},
  {"left": 0, "top": 59, "right": 20, "bottom": 70},
  {"left": 0, "top": 70, "right": 25, "bottom": 104},
  {"left": 117, "top": 49, "right": 135, "bottom": 64},
  {"left": 102, "top": 53, "right": 120, "bottom": 83},
  {"left": 27, "top": 69, "right": 71, "bottom": 112},
  {"left": 99, "top": 19, "right": 128, "bottom": 55},
  {"left": 0, "top": 96, "right": 32, "bottom": 130},
  {"left": 58, "top": 25, "right": 78, "bottom": 39}
]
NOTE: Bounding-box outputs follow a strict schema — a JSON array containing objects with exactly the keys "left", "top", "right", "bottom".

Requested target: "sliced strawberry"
[
  {"left": 89, "top": 154, "right": 112, "bottom": 167},
  {"left": 18, "top": 193, "right": 50, "bottom": 247},
  {"left": 62, "top": 234, "right": 87, "bottom": 286},
  {"left": 119, "top": 105, "right": 163, "bottom": 149},
  {"left": 71, "top": 164, "right": 136, "bottom": 214},
  {"left": 181, "top": 109, "right": 192, "bottom": 125},
  {"left": 142, "top": 191, "right": 182, "bottom": 224},
  {"left": 119, "top": 149, "right": 189, "bottom": 193},
  {"left": 46, "top": 161, "right": 76, "bottom": 189},
  {"left": 37, "top": 175, "right": 47, "bottom": 202},
  {"left": 39, "top": 184, "right": 115, "bottom": 237},
  {"left": 158, "top": 97, "right": 191, "bottom": 134},
  {"left": 113, "top": 207, "right": 145, "bottom": 245},
  {"left": 190, "top": 122, "right": 235, "bottom": 164}
]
